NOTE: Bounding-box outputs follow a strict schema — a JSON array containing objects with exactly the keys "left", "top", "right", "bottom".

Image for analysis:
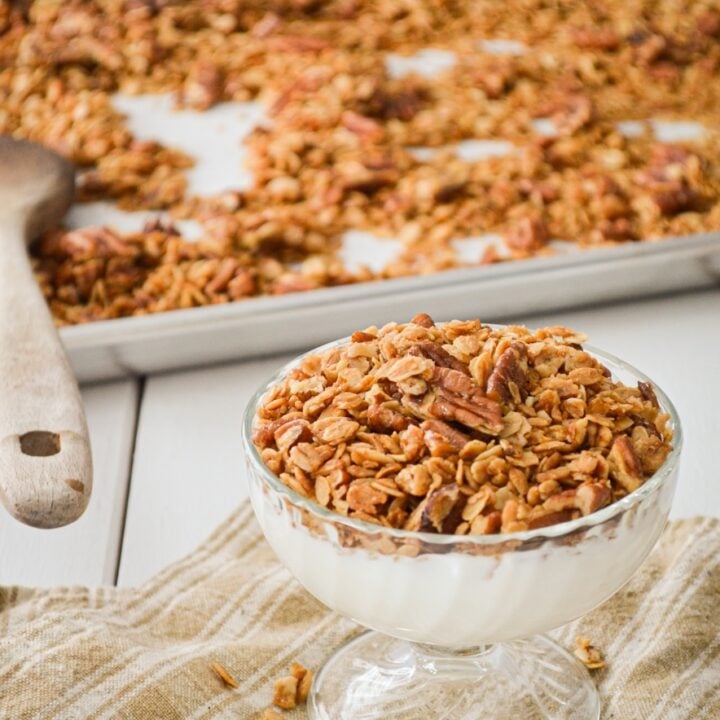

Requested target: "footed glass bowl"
[{"left": 242, "top": 339, "right": 681, "bottom": 720}]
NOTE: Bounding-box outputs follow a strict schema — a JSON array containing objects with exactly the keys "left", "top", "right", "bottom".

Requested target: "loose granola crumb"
[
  {"left": 574, "top": 636, "right": 606, "bottom": 670},
  {"left": 253, "top": 316, "right": 672, "bottom": 535},
  {"left": 211, "top": 661, "right": 238, "bottom": 689},
  {"left": 294, "top": 665, "right": 313, "bottom": 703},
  {"left": 272, "top": 676, "right": 298, "bottom": 710},
  {"left": 272, "top": 663, "right": 313, "bottom": 709}
]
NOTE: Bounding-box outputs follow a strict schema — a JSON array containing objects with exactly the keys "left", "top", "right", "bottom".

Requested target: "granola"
[
  {"left": 1, "top": 1, "right": 719, "bottom": 325},
  {"left": 210, "top": 661, "right": 238, "bottom": 689},
  {"left": 574, "top": 636, "right": 606, "bottom": 670},
  {"left": 271, "top": 662, "right": 313, "bottom": 710},
  {"left": 253, "top": 314, "right": 672, "bottom": 535}
]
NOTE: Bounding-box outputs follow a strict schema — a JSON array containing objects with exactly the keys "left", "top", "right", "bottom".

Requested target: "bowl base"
[{"left": 309, "top": 631, "right": 600, "bottom": 720}]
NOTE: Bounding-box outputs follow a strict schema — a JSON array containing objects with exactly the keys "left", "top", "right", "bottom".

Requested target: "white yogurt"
[{"left": 251, "top": 465, "right": 676, "bottom": 648}]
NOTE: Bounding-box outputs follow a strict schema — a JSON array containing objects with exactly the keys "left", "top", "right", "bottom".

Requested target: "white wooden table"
[{"left": 2, "top": 289, "right": 719, "bottom": 588}]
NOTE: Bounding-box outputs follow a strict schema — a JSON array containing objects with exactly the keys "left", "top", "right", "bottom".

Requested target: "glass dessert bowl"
[{"left": 242, "top": 330, "right": 681, "bottom": 720}]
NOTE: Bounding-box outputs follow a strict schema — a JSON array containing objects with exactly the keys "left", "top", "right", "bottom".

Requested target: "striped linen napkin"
[{"left": 0, "top": 507, "right": 717, "bottom": 719}]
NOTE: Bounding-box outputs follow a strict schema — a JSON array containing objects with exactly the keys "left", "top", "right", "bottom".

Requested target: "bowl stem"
[{"left": 309, "top": 630, "right": 600, "bottom": 720}]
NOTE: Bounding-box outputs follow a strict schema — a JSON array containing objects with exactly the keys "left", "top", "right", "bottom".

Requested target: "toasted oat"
[
  {"left": 574, "top": 636, "right": 606, "bottom": 670},
  {"left": 210, "top": 661, "right": 238, "bottom": 689},
  {"left": 254, "top": 315, "right": 672, "bottom": 535},
  {"left": 291, "top": 663, "right": 314, "bottom": 703}
]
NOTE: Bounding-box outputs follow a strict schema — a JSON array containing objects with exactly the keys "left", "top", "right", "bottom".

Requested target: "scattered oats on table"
[
  {"left": 272, "top": 661, "right": 313, "bottom": 710},
  {"left": 272, "top": 675, "right": 298, "bottom": 711},
  {"left": 0, "top": 1, "right": 718, "bottom": 325},
  {"left": 574, "top": 636, "right": 606, "bottom": 670},
  {"left": 253, "top": 313, "right": 673, "bottom": 535},
  {"left": 210, "top": 661, "right": 238, "bottom": 689}
]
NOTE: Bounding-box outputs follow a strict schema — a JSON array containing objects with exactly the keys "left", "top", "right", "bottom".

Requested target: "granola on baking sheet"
[
  {"left": 2, "top": 1, "right": 719, "bottom": 324},
  {"left": 253, "top": 314, "right": 672, "bottom": 535}
]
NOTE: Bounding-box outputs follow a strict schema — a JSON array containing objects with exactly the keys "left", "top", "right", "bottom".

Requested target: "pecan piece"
[
  {"left": 421, "top": 419, "right": 470, "bottom": 452},
  {"left": 698, "top": 10, "right": 720, "bottom": 37},
  {"left": 527, "top": 509, "right": 576, "bottom": 529},
  {"left": 575, "top": 482, "right": 612, "bottom": 515},
  {"left": 409, "top": 341, "right": 468, "bottom": 374},
  {"left": 429, "top": 394, "right": 504, "bottom": 435},
  {"left": 637, "top": 381, "right": 659, "bottom": 408},
  {"left": 650, "top": 144, "right": 691, "bottom": 166},
  {"left": 543, "top": 483, "right": 612, "bottom": 515},
  {"left": 608, "top": 435, "right": 645, "bottom": 492},
  {"left": 411, "top": 312, "right": 435, "bottom": 328},
  {"left": 367, "top": 402, "right": 409, "bottom": 432},
  {"left": 630, "top": 425, "right": 670, "bottom": 475},
  {"left": 541, "top": 488, "right": 579, "bottom": 513},
  {"left": 435, "top": 181, "right": 467, "bottom": 203},
  {"left": 487, "top": 342, "right": 531, "bottom": 404},
  {"left": 504, "top": 217, "right": 547, "bottom": 252},
  {"left": 405, "top": 483, "right": 465, "bottom": 533},
  {"left": 370, "top": 86, "right": 425, "bottom": 121},
  {"left": 422, "top": 428, "right": 460, "bottom": 457},
  {"left": 652, "top": 184, "right": 699, "bottom": 215},
  {"left": 433, "top": 366, "right": 486, "bottom": 402}
]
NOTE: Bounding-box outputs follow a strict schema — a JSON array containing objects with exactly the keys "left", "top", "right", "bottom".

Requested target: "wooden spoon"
[{"left": 0, "top": 136, "right": 92, "bottom": 529}]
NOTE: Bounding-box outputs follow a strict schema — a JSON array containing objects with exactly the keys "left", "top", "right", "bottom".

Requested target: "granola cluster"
[
  {"left": 271, "top": 662, "right": 313, "bottom": 711},
  {"left": 253, "top": 314, "right": 672, "bottom": 535},
  {"left": 2, "top": 2, "right": 720, "bottom": 324},
  {"left": 574, "top": 636, "right": 606, "bottom": 670}
]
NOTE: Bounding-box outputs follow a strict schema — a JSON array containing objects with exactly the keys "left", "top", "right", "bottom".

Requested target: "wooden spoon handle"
[{"left": 0, "top": 219, "right": 92, "bottom": 528}]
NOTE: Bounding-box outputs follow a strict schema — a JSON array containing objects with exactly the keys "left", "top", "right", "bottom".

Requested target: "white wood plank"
[
  {"left": 0, "top": 380, "right": 139, "bottom": 587},
  {"left": 117, "top": 358, "right": 282, "bottom": 586},
  {"left": 120, "top": 290, "right": 720, "bottom": 586}
]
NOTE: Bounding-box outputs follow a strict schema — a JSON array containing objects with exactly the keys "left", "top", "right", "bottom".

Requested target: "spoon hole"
[{"left": 19, "top": 431, "right": 61, "bottom": 457}]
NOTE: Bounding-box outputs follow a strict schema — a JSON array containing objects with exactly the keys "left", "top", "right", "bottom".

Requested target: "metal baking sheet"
[
  {"left": 51, "top": 70, "right": 720, "bottom": 381},
  {"left": 63, "top": 232, "right": 720, "bottom": 382}
]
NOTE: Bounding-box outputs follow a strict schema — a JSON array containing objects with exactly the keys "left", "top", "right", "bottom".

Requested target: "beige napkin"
[{"left": 0, "top": 506, "right": 718, "bottom": 719}]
